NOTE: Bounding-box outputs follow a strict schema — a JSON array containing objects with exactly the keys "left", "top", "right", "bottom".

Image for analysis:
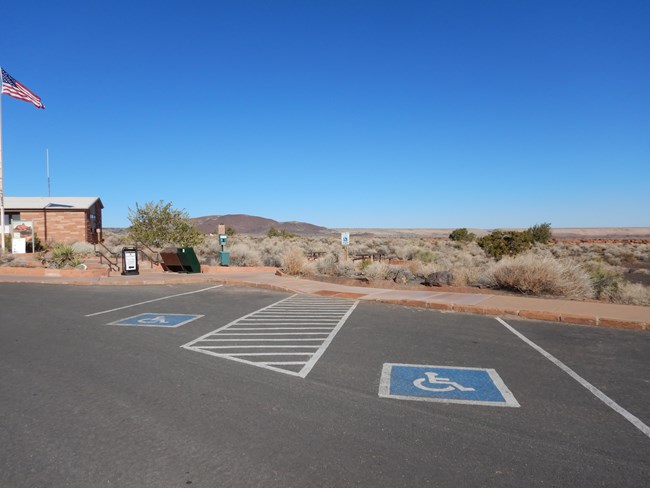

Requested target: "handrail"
[
  {"left": 136, "top": 241, "right": 161, "bottom": 268},
  {"left": 94, "top": 242, "right": 120, "bottom": 272}
]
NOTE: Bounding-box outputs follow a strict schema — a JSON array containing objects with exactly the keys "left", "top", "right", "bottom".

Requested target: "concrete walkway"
[{"left": 0, "top": 265, "right": 648, "bottom": 331}]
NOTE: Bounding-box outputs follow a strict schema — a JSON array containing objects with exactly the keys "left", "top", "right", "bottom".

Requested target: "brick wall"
[{"left": 21, "top": 210, "right": 91, "bottom": 244}]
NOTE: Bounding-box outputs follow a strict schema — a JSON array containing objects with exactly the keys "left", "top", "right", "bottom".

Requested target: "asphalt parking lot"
[{"left": 1, "top": 283, "right": 648, "bottom": 487}]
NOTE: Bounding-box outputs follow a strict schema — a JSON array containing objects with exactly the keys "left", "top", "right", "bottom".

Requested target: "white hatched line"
[
  {"left": 236, "top": 322, "right": 339, "bottom": 326},
  {"left": 207, "top": 332, "right": 330, "bottom": 336},
  {"left": 182, "top": 294, "right": 299, "bottom": 346},
  {"left": 198, "top": 345, "right": 321, "bottom": 349},
  {"left": 197, "top": 338, "right": 325, "bottom": 342},
  {"left": 261, "top": 362, "right": 307, "bottom": 366},
  {"left": 240, "top": 317, "right": 340, "bottom": 320},
  {"left": 298, "top": 301, "right": 358, "bottom": 377},
  {"left": 253, "top": 312, "right": 347, "bottom": 316},
  {"left": 182, "top": 294, "right": 358, "bottom": 377},
  {"left": 223, "top": 353, "right": 315, "bottom": 356},
  {"left": 228, "top": 327, "right": 334, "bottom": 330}
]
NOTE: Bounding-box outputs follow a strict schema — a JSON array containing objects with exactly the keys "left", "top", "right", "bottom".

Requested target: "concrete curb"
[
  {"left": 0, "top": 267, "right": 647, "bottom": 331},
  {"left": 208, "top": 279, "right": 649, "bottom": 331}
]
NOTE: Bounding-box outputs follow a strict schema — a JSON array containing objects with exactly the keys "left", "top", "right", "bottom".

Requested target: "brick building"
[{"left": 3, "top": 197, "right": 104, "bottom": 245}]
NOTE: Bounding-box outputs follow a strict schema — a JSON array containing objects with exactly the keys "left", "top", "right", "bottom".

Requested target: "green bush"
[
  {"left": 267, "top": 227, "right": 296, "bottom": 238},
  {"left": 477, "top": 230, "right": 533, "bottom": 259},
  {"left": 449, "top": 228, "right": 476, "bottom": 242},
  {"left": 48, "top": 243, "right": 83, "bottom": 269},
  {"left": 527, "top": 223, "right": 553, "bottom": 244},
  {"left": 586, "top": 263, "right": 624, "bottom": 300}
]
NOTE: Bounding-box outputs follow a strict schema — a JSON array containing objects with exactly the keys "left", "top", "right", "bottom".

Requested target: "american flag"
[{"left": 1, "top": 68, "right": 45, "bottom": 109}]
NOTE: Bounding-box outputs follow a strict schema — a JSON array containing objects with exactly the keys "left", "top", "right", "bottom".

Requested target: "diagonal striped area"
[{"left": 181, "top": 294, "right": 358, "bottom": 377}]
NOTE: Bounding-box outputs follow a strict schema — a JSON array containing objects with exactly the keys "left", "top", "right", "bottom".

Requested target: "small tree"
[
  {"left": 449, "top": 228, "right": 476, "bottom": 242},
  {"left": 527, "top": 223, "right": 553, "bottom": 244},
  {"left": 128, "top": 200, "right": 204, "bottom": 248},
  {"left": 477, "top": 230, "right": 533, "bottom": 259}
]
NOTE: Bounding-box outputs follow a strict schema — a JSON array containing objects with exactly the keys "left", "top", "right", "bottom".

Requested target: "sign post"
[{"left": 341, "top": 232, "right": 350, "bottom": 260}]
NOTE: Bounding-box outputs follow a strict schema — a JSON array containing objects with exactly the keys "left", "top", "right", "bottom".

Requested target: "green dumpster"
[
  {"left": 177, "top": 247, "right": 201, "bottom": 273},
  {"left": 219, "top": 251, "right": 230, "bottom": 267}
]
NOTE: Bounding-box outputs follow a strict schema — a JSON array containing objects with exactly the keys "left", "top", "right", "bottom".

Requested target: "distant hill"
[{"left": 190, "top": 214, "right": 331, "bottom": 235}]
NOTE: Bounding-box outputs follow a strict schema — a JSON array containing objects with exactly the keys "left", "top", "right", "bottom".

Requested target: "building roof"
[{"left": 4, "top": 197, "right": 103, "bottom": 210}]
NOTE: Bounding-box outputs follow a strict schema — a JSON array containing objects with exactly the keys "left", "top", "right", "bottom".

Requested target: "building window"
[{"left": 3, "top": 212, "right": 20, "bottom": 226}]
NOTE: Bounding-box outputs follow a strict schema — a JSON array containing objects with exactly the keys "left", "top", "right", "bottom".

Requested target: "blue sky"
[{"left": 2, "top": 0, "right": 648, "bottom": 229}]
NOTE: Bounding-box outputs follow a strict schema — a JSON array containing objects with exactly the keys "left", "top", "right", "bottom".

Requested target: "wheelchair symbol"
[
  {"left": 137, "top": 315, "right": 169, "bottom": 325},
  {"left": 413, "top": 371, "right": 476, "bottom": 393}
]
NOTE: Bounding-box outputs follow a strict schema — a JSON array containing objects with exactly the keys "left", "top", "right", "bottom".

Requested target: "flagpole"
[{"left": 0, "top": 75, "right": 5, "bottom": 254}]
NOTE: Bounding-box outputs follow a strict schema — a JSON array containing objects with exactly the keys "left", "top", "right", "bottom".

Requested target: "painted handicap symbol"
[
  {"left": 379, "top": 363, "right": 520, "bottom": 407},
  {"left": 413, "top": 371, "right": 476, "bottom": 393},
  {"left": 109, "top": 313, "right": 204, "bottom": 328},
  {"left": 137, "top": 315, "right": 169, "bottom": 325}
]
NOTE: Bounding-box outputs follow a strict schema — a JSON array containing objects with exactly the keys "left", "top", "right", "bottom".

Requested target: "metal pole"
[
  {"left": 0, "top": 85, "right": 5, "bottom": 254},
  {"left": 46, "top": 148, "right": 50, "bottom": 197}
]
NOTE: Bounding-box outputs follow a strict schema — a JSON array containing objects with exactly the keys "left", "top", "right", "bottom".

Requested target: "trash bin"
[
  {"left": 159, "top": 247, "right": 201, "bottom": 273},
  {"left": 177, "top": 247, "right": 201, "bottom": 273},
  {"left": 219, "top": 251, "right": 230, "bottom": 267},
  {"left": 160, "top": 248, "right": 185, "bottom": 272}
]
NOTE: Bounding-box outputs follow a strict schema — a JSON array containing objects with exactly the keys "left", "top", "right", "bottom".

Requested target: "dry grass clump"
[
  {"left": 229, "top": 242, "right": 262, "bottom": 267},
  {"left": 282, "top": 246, "right": 307, "bottom": 275},
  {"left": 363, "top": 262, "right": 392, "bottom": 280},
  {"left": 609, "top": 282, "right": 650, "bottom": 306},
  {"left": 480, "top": 252, "right": 594, "bottom": 299}
]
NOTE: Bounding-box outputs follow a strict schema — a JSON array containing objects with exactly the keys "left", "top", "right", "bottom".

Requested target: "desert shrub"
[
  {"left": 333, "top": 259, "right": 356, "bottom": 278},
  {"left": 0, "top": 254, "right": 16, "bottom": 267},
  {"left": 479, "top": 253, "right": 593, "bottom": 298},
  {"left": 230, "top": 242, "right": 262, "bottom": 267},
  {"left": 27, "top": 234, "right": 45, "bottom": 252},
  {"left": 315, "top": 254, "right": 338, "bottom": 275},
  {"left": 72, "top": 241, "right": 96, "bottom": 256},
  {"left": 268, "top": 227, "right": 296, "bottom": 238},
  {"left": 363, "top": 262, "right": 392, "bottom": 281},
  {"left": 586, "top": 262, "right": 624, "bottom": 301},
  {"left": 609, "top": 282, "right": 650, "bottom": 306},
  {"left": 102, "top": 231, "right": 129, "bottom": 249},
  {"left": 412, "top": 249, "right": 437, "bottom": 264},
  {"left": 281, "top": 246, "right": 306, "bottom": 275},
  {"left": 48, "top": 243, "right": 83, "bottom": 269},
  {"left": 477, "top": 230, "right": 534, "bottom": 259},
  {"left": 194, "top": 236, "right": 223, "bottom": 262},
  {"left": 449, "top": 228, "right": 476, "bottom": 242},
  {"left": 358, "top": 258, "right": 373, "bottom": 271},
  {"left": 451, "top": 266, "right": 483, "bottom": 287},
  {"left": 527, "top": 223, "right": 553, "bottom": 244}
]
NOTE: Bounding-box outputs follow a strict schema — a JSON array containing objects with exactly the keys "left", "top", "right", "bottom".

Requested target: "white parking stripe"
[
  {"left": 182, "top": 294, "right": 358, "bottom": 377},
  {"left": 85, "top": 285, "right": 223, "bottom": 317},
  {"left": 497, "top": 317, "right": 650, "bottom": 439}
]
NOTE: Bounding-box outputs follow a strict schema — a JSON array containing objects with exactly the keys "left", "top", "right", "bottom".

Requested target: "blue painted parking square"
[
  {"left": 379, "top": 363, "right": 519, "bottom": 407},
  {"left": 109, "top": 313, "right": 203, "bottom": 328}
]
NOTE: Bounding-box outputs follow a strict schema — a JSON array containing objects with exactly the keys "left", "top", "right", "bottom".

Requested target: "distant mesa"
[{"left": 190, "top": 214, "right": 331, "bottom": 236}]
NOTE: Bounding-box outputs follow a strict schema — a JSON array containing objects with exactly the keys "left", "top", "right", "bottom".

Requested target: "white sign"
[
  {"left": 124, "top": 250, "right": 137, "bottom": 271},
  {"left": 341, "top": 232, "right": 350, "bottom": 246},
  {"left": 12, "top": 237, "right": 26, "bottom": 254}
]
